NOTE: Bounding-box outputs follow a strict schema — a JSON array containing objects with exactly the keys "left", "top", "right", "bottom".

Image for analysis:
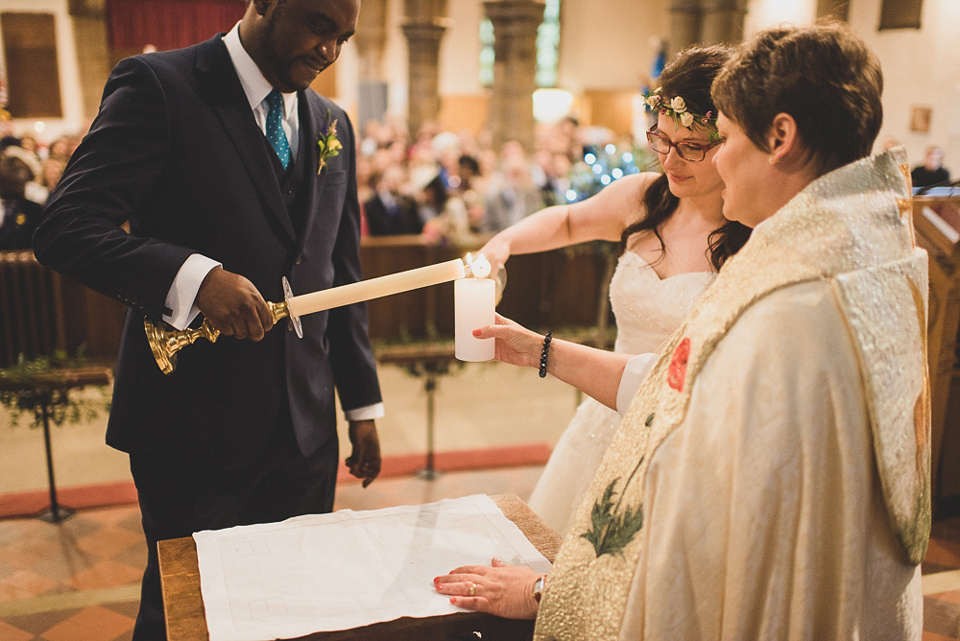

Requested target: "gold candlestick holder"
[{"left": 145, "top": 277, "right": 300, "bottom": 375}]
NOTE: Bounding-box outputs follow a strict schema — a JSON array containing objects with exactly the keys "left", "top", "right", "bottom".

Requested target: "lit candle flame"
[{"left": 465, "top": 252, "right": 491, "bottom": 279}]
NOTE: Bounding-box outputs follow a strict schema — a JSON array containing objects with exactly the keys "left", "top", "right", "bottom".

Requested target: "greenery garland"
[{"left": 0, "top": 348, "right": 111, "bottom": 428}]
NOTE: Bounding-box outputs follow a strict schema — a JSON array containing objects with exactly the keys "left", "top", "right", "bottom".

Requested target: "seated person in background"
[
  {"left": 364, "top": 165, "right": 421, "bottom": 236},
  {"left": 0, "top": 152, "right": 42, "bottom": 249},
  {"left": 911, "top": 145, "right": 950, "bottom": 187},
  {"left": 437, "top": 22, "right": 927, "bottom": 640},
  {"left": 482, "top": 153, "right": 545, "bottom": 232},
  {"left": 454, "top": 154, "right": 486, "bottom": 232},
  {"left": 40, "top": 157, "right": 66, "bottom": 192},
  {"left": 420, "top": 172, "right": 472, "bottom": 245},
  {"left": 3, "top": 145, "right": 48, "bottom": 205}
]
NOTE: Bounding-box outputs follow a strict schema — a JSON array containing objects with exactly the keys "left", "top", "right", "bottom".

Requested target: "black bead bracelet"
[{"left": 539, "top": 332, "right": 552, "bottom": 378}]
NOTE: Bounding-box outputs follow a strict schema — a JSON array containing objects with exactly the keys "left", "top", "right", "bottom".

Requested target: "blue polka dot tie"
[{"left": 265, "top": 89, "right": 291, "bottom": 170}]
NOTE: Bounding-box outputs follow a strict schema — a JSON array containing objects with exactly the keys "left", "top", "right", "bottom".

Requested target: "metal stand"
[
  {"left": 36, "top": 392, "right": 74, "bottom": 523},
  {"left": 0, "top": 366, "right": 111, "bottom": 524},
  {"left": 375, "top": 343, "right": 458, "bottom": 483},
  {"left": 415, "top": 373, "right": 442, "bottom": 480}
]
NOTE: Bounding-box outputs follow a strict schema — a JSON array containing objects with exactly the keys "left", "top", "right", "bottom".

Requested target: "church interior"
[{"left": 2, "top": 0, "right": 960, "bottom": 639}]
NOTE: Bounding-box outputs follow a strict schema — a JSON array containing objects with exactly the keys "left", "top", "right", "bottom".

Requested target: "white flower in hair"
[
  {"left": 670, "top": 96, "right": 686, "bottom": 112},
  {"left": 680, "top": 111, "right": 694, "bottom": 127}
]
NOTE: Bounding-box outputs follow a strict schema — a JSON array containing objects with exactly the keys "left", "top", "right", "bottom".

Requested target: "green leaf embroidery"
[{"left": 580, "top": 456, "right": 646, "bottom": 557}]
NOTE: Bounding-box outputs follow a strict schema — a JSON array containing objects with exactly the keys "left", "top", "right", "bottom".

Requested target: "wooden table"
[{"left": 158, "top": 493, "right": 561, "bottom": 641}]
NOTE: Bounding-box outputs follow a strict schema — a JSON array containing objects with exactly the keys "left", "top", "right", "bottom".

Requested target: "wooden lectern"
[
  {"left": 158, "top": 494, "right": 561, "bottom": 641},
  {"left": 913, "top": 194, "right": 960, "bottom": 515}
]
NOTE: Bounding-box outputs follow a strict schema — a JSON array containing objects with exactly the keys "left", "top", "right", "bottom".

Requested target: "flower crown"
[{"left": 642, "top": 88, "right": 719, "bottom": 140}]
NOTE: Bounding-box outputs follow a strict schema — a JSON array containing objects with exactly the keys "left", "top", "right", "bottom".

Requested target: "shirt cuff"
[
  {"left": 345, "top": 402, "right": 385, "bottom": 422},
  {"left": 162, "top": 254, "right": 221, "bottom": 330},
  {"left": 616, "top": 353, "right": 658, "bottom": 417}
]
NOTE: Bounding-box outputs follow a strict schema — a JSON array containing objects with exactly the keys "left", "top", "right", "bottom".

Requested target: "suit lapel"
[
  {"left": 295, "top": 93, "right": 327, "bottom": 255},
  {"left": 194, "top": 37, "right": 297, "bottom": 244}
]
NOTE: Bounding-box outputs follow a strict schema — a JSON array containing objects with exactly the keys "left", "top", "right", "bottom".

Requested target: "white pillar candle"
[
  {"left": 286, "top": 258, "right": 465, "bottom": 318},
  {"left": 455, "top": 277, "right": 495, "bottom": 362}
]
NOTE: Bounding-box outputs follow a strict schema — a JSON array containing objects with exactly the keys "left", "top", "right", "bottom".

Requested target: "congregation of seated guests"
[
  {"left": 354, "top": 116, "right": 601, "bottom": 243},
  {"left": 0, "top": 131, "right": 78, "bottom": 250},
  {"left": 1, "top": 115, "right": 604, "bottom": 249}
]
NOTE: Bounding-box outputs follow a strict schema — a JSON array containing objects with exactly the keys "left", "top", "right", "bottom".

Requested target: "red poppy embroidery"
[{"left": 667, "top": 337, "right": 691, "bottom": 391}]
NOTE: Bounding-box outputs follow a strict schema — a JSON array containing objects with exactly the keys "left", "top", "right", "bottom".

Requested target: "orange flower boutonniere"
[{"left": 317, "top": 110, "right": 342, "bottom": 175}]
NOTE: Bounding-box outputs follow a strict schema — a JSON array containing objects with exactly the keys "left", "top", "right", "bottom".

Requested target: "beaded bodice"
[{"left": 609, "top": 251, "right": 714, "bottom": 355}]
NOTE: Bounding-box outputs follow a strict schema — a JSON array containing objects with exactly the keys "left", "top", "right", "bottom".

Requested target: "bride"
[{"left": 478, "top": 45, "right": 749, "bottom": 536}]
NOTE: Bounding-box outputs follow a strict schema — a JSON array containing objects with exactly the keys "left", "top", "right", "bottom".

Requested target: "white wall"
[
  {"left": 744, "top": 0, "right": 960, "bottom": 174},
  {"left": 557, "top": 0, "right": 667, "bottom": 92},
  {"left": 0, "top": 0, "right": 84, "bottom": 142},
  {"left": 853, "top": 0, "right": 960, "bottom": 171}
]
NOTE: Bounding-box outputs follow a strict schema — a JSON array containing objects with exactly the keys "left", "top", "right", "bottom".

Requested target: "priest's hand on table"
[
  {"left": 434, "top": 558, "right": 543, "bottom": 619},
  {"left": 196, "top": 266, "right": 275, "bottom": 340},
  {"left": 345, "top": 420, "right": 381, "bottom": 487},
  {"left": 471, "top": 314, "right": 543, "bottom": 369}
]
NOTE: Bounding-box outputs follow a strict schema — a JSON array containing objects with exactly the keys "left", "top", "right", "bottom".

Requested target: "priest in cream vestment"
[{"left": 435, "top": 23, "right": 929, "bottom": 641}]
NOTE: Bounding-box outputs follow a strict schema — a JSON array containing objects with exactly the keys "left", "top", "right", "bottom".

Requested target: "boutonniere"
[
  {"left": 667, "top": 336, "right": 690, "bottom": 392},
  {"left": 15, "top": 213, "right": 26, "bottom": 227},
  {"left": 317, "top": 109, "right": 342, "bottom": 175}
]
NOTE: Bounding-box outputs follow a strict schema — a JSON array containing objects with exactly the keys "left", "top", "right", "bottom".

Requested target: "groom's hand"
[
  {"left": 346, "top": 420, "right": 381, "bottom": 488},
  {"left": 196, "top": 266, "right": 274, "bottom": 340}
]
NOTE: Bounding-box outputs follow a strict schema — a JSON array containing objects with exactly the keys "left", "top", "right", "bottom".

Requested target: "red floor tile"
[
  {"left": 66, "top": 560, "right": 143, "bottom": 592},
  {"left": 0, "top": 620, "right": 33, "bottom": 641},
  {"left": 41, "top": 605, "right": 134, "bottom": 641},
  {"left": 0, "top": 569, "right": 58, "bottom": 601}
]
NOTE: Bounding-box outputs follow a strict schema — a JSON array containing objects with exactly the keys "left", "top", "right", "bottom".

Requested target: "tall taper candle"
[
  {"left": 286, "top": 257, "right": 465, "bottom": 318},
  {"left": 455, "top": 277, "right": 495, "bottom": 362}
]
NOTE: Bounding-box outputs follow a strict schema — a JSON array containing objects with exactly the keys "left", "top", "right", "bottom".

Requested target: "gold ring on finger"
[{"left": 469, "top": 582, "right": 476, "bottom": 597}]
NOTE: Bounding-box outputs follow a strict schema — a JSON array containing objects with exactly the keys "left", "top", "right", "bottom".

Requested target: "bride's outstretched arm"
[
  {"left": 478, "top": 172, "right": 660, "bottom": 274},
  {"left": 473, "top": 315, "right": 634, "bottom": 411}
]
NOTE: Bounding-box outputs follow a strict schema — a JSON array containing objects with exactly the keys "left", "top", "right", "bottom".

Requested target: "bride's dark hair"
[{"left": 619, "top": 45, "right": 751, "bottom": 271}]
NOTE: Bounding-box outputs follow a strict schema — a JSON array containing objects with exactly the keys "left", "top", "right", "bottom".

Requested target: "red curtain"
[{"left": 107, "top": 0, "right": 247, "bottom": 52}]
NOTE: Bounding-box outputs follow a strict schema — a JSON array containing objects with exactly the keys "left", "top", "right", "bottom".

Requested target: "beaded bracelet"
[{"left": 539, "top": 332, "right": 552, "bottom": 378}]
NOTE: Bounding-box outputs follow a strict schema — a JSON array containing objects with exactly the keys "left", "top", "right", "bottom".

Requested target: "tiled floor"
[
  {"left": 2, "top": 361, "right": 959, "bottom": 640},
  {"left": 1, "top": 471, "right": 960, "bottom": 640},
  {"left": 0, "top": 466, "right": 543, "bottom": 641}
]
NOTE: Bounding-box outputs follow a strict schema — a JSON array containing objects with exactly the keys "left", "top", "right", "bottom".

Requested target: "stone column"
[
  {"left": 354, "top": 0, "right": 389, "bottom": 131},
  {"left": 483, "top": 0, "right": 544, "bottom": 153},
  {"left": 401, "top": 0, "right": 448, "bottom": 138},
  {"left": 668, "top": 0, "right": 701, "bottom": 57},
  {"left": 67, "top": 0, "right": 110, "bottom": 121},
  {"left": 700, "top": 0, "right": 746, "bottom": 45},
  {"left": 355, "top": 0, "right": 388, "bottom": 82}
]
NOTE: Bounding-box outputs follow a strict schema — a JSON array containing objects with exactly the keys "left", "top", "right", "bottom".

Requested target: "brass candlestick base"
[{"left": 145, "top": 277, "right": 297, "bottom": 374}]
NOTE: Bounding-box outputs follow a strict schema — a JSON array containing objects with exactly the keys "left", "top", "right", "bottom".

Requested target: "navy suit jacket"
[{"left": 34, "top": 36, "right": 381, "bottom": 469}]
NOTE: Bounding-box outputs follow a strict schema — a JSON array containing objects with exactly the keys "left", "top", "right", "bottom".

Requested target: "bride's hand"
[
  {"left": 477, "top": 236, "right": 510, "bottom": 277},
  {"left": 472, "top": 314, "right": 544, "bottom": 369}
]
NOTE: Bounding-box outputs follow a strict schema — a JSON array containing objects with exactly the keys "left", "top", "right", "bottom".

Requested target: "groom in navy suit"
[{"left": 33, "top": 1, "right": 382, "bottom": 638}]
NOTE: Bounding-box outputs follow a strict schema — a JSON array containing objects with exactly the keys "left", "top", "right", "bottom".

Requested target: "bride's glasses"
[{"left": 646, "top": 127, "right": 724, "bottom": 162}]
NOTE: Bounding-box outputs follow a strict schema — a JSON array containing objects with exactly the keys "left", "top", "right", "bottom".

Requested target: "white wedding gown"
[{"left": 527, "top": 251, "right": 714, "bottom": 536}]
